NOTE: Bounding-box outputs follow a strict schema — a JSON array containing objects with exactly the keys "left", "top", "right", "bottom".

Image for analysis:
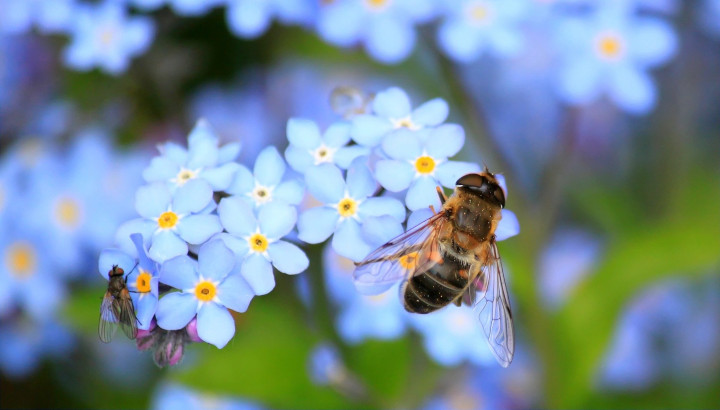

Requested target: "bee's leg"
[{"left": 436, "top": 186, "right": 447, "bottom": 205}]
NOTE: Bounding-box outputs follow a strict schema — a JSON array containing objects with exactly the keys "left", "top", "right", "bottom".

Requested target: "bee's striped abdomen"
[{"left": 402, "top": 252, "right": 469, "bottom": 314}]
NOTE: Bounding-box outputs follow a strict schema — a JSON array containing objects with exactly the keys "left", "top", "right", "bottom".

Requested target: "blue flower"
[
  {"left": 226, "top": 0, "right": 314, "bottom": 39},
  {"left": 351, "top": 87, "right": 449, "bottom": 148},
  {"left": 308, "top": 343, "right": 345, "bottom": 386},
  {"left": 151, "top": 383, "right": 263, "bottom": 410},
  {"left": 98, "top": 233, "right": 160, "bottom": 330},
  {"left": 437, "top": 0, "right": 529, "bottom": 63},
  {"left": 0, "top": 0, "right": 76, "bottom": 34},
  {"left": 225, "top": 146, "right": 303, "bottom": 208},
  {"left": 116, "top": 180, "right": 222, "bottom": 263},
  {"left": 316, "top": 0, "right": 436, "bottom": 64},
  {"left": 216, "top": 197, "right": 309, "bottom": 295},
  {"left": 375, "top": 126, "right": 480, "bottom": 210},
  {"left": 62, "top": 0, "right": 155, "bottom": 74},
  {"left": 553, "top": 6, "right": 677, "bottom": 114},
  {"left": 0, "top": 318, "right": 74, "bottom": 379},
  {"left": 155, "top": 240, "right": 254, "bottom": 349},
  {"left": 297, "top": 160, "right": 406, "bottom": 262},
  {"left": 698, "top": 0, "right": 720, "bottom": 39},
  {"left": 285, "top": 118, "right": 370, "bottom": 174},
  {"left": 130, "top": 0, "right": 224, "bottom": 16},
  {"left": 143, "top": 119, "right": 241, "bottom": 193}
]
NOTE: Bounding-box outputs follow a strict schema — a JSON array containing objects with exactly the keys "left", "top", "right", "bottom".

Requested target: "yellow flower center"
[
  {"left": 100, "top": 27, "right": 116, "bottom": 45},
  {"left": 54, "top": 196, "right": 83, "bottom": 230},
  {"left": 175, "top": 168, "right": 197, "bottom": 186},
  {"left": 157, "top": 211, "right": 179, "bottom": 229},
  {"left": 596, "top": 33, "right": 624, "bottom": 60},
  {"left": 5, "top": 241, "right": 36, "bottom": 279},
  {"left": 414, "top": 156, "right": 436, "bottom": 174},
  {"left": 337, "top": 198, "right": 358, "bottom": 218},
  {"left": 251, "top": 185, "right": 273, "bottom": 204},
  {"left": 468, "top": 3, "right": 490, "bottom": 22},
  {"left": 249, "top": 233, "right": 269, "bottom": 253},
  {"left": 194, "top": 281, "right": 217, "bottom": 302},
  {"left": 399, "top": 252, "right": 418, "bottom": 271},
  {"left": 392, "top": 116, "right": 420, "bottom": 130},
  {"left": 365, "top": 0, "right": 390, "bottom": 11},
  {"left": 366, "top": 292, "right": 388, "bottom": 305},
  {"left": 135, "top": 271, "right": 152, "bottom": 293}
]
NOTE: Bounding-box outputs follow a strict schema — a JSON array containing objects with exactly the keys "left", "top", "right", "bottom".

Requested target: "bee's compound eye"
[
  {"left": 493, "top": 185, "right": 506, "bottom": 207},
  {"left": 456, "top": 173, "right": 484, "bottom": 187}
]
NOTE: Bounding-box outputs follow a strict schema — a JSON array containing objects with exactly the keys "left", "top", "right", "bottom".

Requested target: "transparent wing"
[
  {"left": 353, "top": 212, "right": 446, "bottom": 295},
  {"left": 471, "top": 241, "right": 515, "bottom": 367},
  {"left": 98, "top": 292, "right": 119, "bottom": 343},
  {"left": 118, "top": 289, "right": 138, "bottom": 340}
]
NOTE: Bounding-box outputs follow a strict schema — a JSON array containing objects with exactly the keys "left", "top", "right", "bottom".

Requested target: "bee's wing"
[
  {"left": 470, "top": 241, "right": 515, "bottom": 367},
  {"left": 98, "top": 292, "right": 119, "bottom": 343},
  {"left": 353, "top": 212, "right": 446, "bottom": 295},
  {"left": 118, "top": 289, "right": 138, "bottom": 340}
]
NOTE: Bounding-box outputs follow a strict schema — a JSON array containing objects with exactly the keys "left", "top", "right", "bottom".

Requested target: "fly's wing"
[
  {"left": 353, "top": 212, "right": 446, "bottom": 295},
  {"left": 117, "top": 289, "right": 138, "bottom": 340},
  {"left": 471, "top": 241, "right": 515, "bottom": 367},
  {"left": 99, "top": 292, "right": 119, "bottom": 343}
]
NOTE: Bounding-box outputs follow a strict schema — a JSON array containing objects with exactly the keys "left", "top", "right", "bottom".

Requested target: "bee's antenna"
[
  {"left": 481, "top": 159, "right": 491, "bottom": 174},
  {"left": 125, "top": 262, "right": 140, "bottom": 281}
]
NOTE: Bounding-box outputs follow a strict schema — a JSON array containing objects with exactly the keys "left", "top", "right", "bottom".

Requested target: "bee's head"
[
  {"left": 109, "top": 265, "right": 124, "bottom": 277},
  {"left": 456, "top": 172, "right": 506, "bottom": 208}
]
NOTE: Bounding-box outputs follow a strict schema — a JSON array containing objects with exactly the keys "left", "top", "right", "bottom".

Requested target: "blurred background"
[{"left": 1, "top": 0, "right": 719, "bottom": 408}]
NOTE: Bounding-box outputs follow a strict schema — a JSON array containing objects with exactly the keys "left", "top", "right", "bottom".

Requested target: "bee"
[
  {"left": 354, "top": 170, "right": 515, "bottom": 367},
  {"left": 99, "top": 264, "right": 138, "bottom": 343}
]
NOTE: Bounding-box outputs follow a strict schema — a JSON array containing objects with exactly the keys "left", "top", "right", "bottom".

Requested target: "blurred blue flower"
[
  {"left": 152, "top": 383, "right": 263, "bottom": 410},
  {"left": 117, "top": 180, "right": 222, "bottom": 263},
  {"left": 156, "top": 240, "right": 254, "bottom": 348},
  {"left": 351, "top": 87, "right": 449, "bottom": 148},
  {"left": 375, "top": 126, "right": 480, "bottom": 210},
  {"left": 698, "top": 0, "right": 720, "bottom": 39},
  {"left": 316, "top": 0, "right": 436, "bottom": 64},
  {"left": 297, "top": 160, "right": 406, "bottom": 262},
  {"left": 0, "top": 317, "right": 74, "bottom": 379},
  {"left": 98, "top": 233, "right": 160, "bottom": 330},
  {"left": 285, "top": 118, "right": 370, "bottom": 174},
  {"left": 308, "top": 343, "right": 345, "bottom": 386},
  {"left": 0, "top": 0, "right": 76, "bottom": 34},
  {"left": 226, "top": 0, "right": 314, "bottom": 39},
  {"left": 143, "top": 119, "right": 241, "bottom": 193},
  {"left": 131, "top": 0, "right": 224, "bottom": 16},
  {"left": 553, "top": 6, "right": 677, "bottom": 114},
  {"left": 216, "top": 197, "right": 308, "bottom": 295},
  {"left": 225, "top": 146, "right": 303, "bottom": 208},
  {"left": 437, "top": 0, "right": 528, "bottom": 63},
  {"left": 62, "top": 0, "right": 155, "bottom": 74}
]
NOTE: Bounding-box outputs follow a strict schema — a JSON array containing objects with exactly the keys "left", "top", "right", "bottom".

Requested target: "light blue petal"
[
  {"left": 298, "top": 207, "right": 339, "bottom": 244},
  {"left": 316, "top": 1, "right": 363, "bottom": 46},
  {"left": 361, "top": 215, "right": 404, "bottom": 248},
  {"left": 375, "top": 160, "right": 415, "bottom": 192},
  {"left": 381, "top": 128, "right": 422, "bottom": 160},
  {"left": 346, "top": 158, "right": 376, "bottom": 199},
  {"left": 218, "top": 141, "right": 242, "bottom": 163},
  {"left": 197, "top": 302, "right": 235, "bottom": 348},
  {"left": 177, "top": 214, "right": 222, "bottom": 245},
  {"left": 149, "top": 230, "right": 188, "bottom": 263},
  {"left": 405, "top": 177, "right": 441, "bottom": 211},
  {"left": 435, "top": 161, "right": 482, "bottom": 188},
  {"left": 495, "top": 209, "right": 520, "bottom": 241},
  {"left": 198, "top": 239, "right": 235, "bottom": 281},
  {"left": 217, "top": 196, "right": 257, "bottom": 236},
  {"left": 287, "top": 118, "right": 321, "bottom": 149},
  {"left": 258, "top": 202, "right": 297, "bottom": 239},
  {"left": 172, "top": 179, "right": 213, "bottom": 214},
  {"left": 372, "top": 87, "right": 411, "bottom": 119},
  {"left": 323, "top": 121, "right": 351, "bottom": 147},
  {"left": 366, "top": 16, "right": 415, "bottom": 64},
  {"left": 305, "top": 163, "right": 345, "bottom": 204},
  {"left": 217, "top": 274, "right": 254, "bottom": 312},
  {"left": 335, "top": 146, "right": 371, "bottom": 169},
  {"left": 186, "top": 119, "right": 220, "bottom": 169},
  {"left": 607, "top": 65, "right": 655, "bottom": 115},
  {"left": 213, "top": 232, "right": 250, "bottom": 258},
  {"left": 332, "top": 219, "right": 373, "bottom": 262},
  {"left": 350, "top": 115, "right": 393, "bottom": 147},
  {"left": 202, "top": 162, "right": 240, "bottom": 191},
  {"left": 158, "top": 141, "right": 188, "bottom": 166},
  {"left": 135, "top": 183, "right": 170, "bottom": 218},
  {"left": 628, "top": 18, "right": 677, "bottom": 68},
  {"left": 159, "top": 254, "right": 197, "bottom": 290},
  {"left": 226, "top": 0, "right": 271, "bottom": 38},
  {"left": 407, "top": 208, "right": 433, "bottom": 229},
  {"left": 254, "top": 146, "right": 286, "bottom": 187},
  {"left": 142, "top": 156, "right": 178, "bottom": 183},
  {"left": 425, "top": 124, "right": 465, "bottom": 159},
  {"left": 487, "top": 25, "right": 523, "bottom": 57},
  {"left": 267, "top": 241, "right": 309, "bottom": 274},
  {"left": 23, "top": 276, "right": 64, "bottom": 321},
  {"left": 135, "top": 294, "right": 158, "bottom": 330},
  {"left": 285, "top": 146, "right": 314, "bottom": 173},
  {"left": 358, "top": 197, "right": 406, "bottom": 223},
  {"left": 98, "top": 249, "right": 135, "bottom": 280},
  {"left": 226, "top": 164, "right": 254, "bottom": 195},
  {"left": 115, "top": 219, "right": 156, "bottom": 256},
  {"left": 438, "top": 20, "right": 483, "bottom": 63},
  {"left": 557, "top": 58, "right": 603, "bottom": 104},
  {"left": 156, "top": 292, "right": 197, "bottom": 330},
  {"left": 241, "top": 253, "right": 275, "bottom": 295},
  {"left": 131, "top": 233, "right": 156, "bottom": 274},
  {"left": 411, "top": 98, "right": 449, "bottom": 127},
  {"left": 274, "top": 179, "right": 304, "bottom": 205}
]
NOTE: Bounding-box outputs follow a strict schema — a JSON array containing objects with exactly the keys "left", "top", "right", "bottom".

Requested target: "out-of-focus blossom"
[
  {"left": 437, "top": 0, "right": 529, "bottom": 63},
  {"left": 316, "top": 0, "right": 436, "bottom": 64},
  {"left": 0, "top": 318, "right": 74, "bottom": 379},
  {"left": 297, "top": 160, "right": 405, "bottom": 262},
  {"left": 285, "top": 118, "right": 370, "bottom": 174},
  {"left": 697, "top": 0, "right": 720, "bottom": 39},
  {"left": 151, "top": 383, "right": 263, "bottom": 410},
  {"left": 0, "top": 0, "right": 76, "bottom": 34},
  {"left": 375, "top": 125, "right": 480, "bottom": 210},
  {"left": 553, "top": 6, "right": 677, "bottom": 114},
  {"left": 308, "top": 343, "right": 344, "bottom": 386},
  {"left": 226, "top": 146, "right": 303, "bottom": 208},
  {"left": 156, "top": 240, "right": 254, "bottom": 348},
  {"left": 131, "top": 0, "right": 224, "bottom": 16},
  {"left": 226, "top": 0, "right": 314, "bottom": 39},
  {"left": 351, "top": 87, "right": 449, "bottom": 148},
  {"left": 62, "top": 0, "right": 155, "bottom": 74},
  {"left": 216, "top": 198, "right": 308, "bottom": 295}
]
